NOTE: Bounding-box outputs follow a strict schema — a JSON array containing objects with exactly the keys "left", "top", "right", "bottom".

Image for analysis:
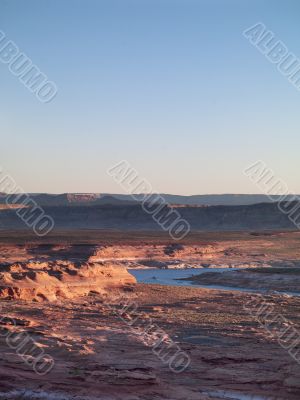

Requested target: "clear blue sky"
[{"left": 0, "top": 0, "right": 299, "bottom": 194}]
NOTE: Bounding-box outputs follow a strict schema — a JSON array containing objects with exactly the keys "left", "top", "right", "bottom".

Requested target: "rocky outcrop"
[
  {"left": 0, "top": 261, "right": 136, "bottom": 302},
  {"left": 181, "top": 268, "right": 300, "bottom": 293},
  {"left": 88, "top": 243, "right": 221, "bottom": 263}
]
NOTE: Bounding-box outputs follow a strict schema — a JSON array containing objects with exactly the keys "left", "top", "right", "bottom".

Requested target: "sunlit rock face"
[{"left": 0, "top": 261, "right": 136, "bottom": 302}]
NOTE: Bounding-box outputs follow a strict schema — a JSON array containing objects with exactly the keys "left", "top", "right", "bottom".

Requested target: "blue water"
[
  {"left": 129, "top": 267, "right": 230, "bottom": 286},
  {"left": 128, "top": 268, "right": 300, "bottom": 297}
]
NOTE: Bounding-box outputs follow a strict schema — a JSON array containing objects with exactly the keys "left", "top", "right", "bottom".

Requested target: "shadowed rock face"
[
  {"left": 0, "top": 202, "right": 299, "bottom": 231},
  {"left": 0, "top": 261, "right": 136, "bottom": 302}
]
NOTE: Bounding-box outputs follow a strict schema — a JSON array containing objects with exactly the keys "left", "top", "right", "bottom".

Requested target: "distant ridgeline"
[
  {"left": 0, "top": 192, "right": 299, "bottom": 207},
  {"left": 0, "top": 193, "right": 299, "bottom": 231}
]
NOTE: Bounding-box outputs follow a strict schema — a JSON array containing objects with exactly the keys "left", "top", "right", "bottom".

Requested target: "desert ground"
[{"left": 0, "top": 230, "right": 299, "bottom": 399}]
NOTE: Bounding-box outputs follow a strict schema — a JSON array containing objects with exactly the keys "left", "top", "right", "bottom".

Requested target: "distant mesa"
[
  {"left": 1, "top": 193, "right": 138, "bottom": 207},
  {"left": 1, "top": 192, "right": 299, "bottom": 207},
  {"left": 0, "top": 192, "right": 299, "bottom": 232},
  {"left": 0, "top": 197, "right": 299, "bottom": 231}
]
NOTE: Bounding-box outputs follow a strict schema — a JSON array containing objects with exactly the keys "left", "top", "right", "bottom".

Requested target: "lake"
[{"left": 129, "top": 268, "right": 300, "bottom": 297}]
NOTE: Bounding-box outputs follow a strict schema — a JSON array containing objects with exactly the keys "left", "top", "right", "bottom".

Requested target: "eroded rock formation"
[{"left": 0, "top": 261, "right": 136, "bottom": 302}]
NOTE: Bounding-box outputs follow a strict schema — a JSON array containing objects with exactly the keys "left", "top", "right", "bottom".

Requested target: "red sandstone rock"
[{"left": 0, "top": 262, "right": 136, "bottom": 302}]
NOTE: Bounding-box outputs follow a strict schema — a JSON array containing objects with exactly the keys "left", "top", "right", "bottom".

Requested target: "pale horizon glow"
[{"left": 1, "top": 0, "right": 300, "bottom": 195}]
